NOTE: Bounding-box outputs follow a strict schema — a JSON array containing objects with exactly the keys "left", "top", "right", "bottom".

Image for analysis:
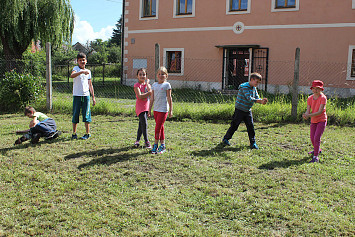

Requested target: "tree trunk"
[{"left": 1, "top": 35, "right": 30, "bottom": 72}]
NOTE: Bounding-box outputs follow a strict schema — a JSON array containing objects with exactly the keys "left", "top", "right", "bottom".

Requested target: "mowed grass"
[{"left": 0, "top": 114, "right": 354, "bottom": 236}]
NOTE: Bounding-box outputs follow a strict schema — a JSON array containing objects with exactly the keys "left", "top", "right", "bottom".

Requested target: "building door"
[
  {"left": 252, "top": 48, "right": 269, "bottom": 91},
  {"left": 226, "top": 48, "right": 250, "bottom": 89}
]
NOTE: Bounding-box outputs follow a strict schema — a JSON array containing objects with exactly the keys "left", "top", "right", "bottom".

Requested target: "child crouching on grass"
[{"left": 15, "top": 106, "right": 60, "bottom": 145}]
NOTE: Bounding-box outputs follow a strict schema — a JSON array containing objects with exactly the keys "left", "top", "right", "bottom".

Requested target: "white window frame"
[
  {"left": 347, "top": 45, "right": 355, "bottom": 81},
  {"left": 139, "top": 0, "right": 159, "bottom": 20},
  {"left": 173, "top": 0, "right": 195, "bottom": 18},
  {"left": 226, "top": 0, "right": 251, "bottom": 15},
  {"left": 163, "top": 48, "right": 184, "bottom": 76},
  {"left": 271, "top": 0, "right": 299, "bottom": 12}
]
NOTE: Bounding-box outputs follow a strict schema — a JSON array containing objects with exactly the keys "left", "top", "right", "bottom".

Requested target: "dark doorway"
[{"left": 226, "top": 48, "right": 250, "bottom": 89}]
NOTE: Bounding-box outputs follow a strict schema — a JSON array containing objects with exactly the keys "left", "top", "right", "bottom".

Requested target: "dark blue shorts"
[{"left": 72, "top": 96, "right": 91, "bottom": 123}]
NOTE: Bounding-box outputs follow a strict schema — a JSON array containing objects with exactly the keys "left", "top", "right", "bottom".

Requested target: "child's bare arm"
[
  {"left": 307, "top": 104, "right": 325, "bottom": 118},
  {"left": 303, "top": 105, "right": 311, "bottom": 119},
  {"left": 70, "top": 69, "right": 89, "bottom": 78},
  {"left": 88, "top": 79, "right": 96, "bottom": 106},
  {"left": 167, "top": 89, "right": 173, "bottom": 118},
  {"left": 134, "top": 86, "right": 151, "bottom": 99},
  {"left": 148, "top": 91, "right": 154, "bottom": 117}
]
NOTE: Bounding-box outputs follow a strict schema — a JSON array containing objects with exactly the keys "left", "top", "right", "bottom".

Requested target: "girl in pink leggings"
[
  {"left": 148, "top": 66, "right": 173, "bottom": 154},
  {"left": 303, "top": 80, "right": 327, "bottom": 163}
]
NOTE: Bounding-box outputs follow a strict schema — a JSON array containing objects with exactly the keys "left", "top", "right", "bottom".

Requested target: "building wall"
[{"left": 123, "top": 0, "right": 355, "bottom": 96}]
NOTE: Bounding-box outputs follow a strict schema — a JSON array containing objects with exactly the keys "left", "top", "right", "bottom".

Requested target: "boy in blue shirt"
[{"left": 222, "top": 72, "right": 268, "bottom": 149}]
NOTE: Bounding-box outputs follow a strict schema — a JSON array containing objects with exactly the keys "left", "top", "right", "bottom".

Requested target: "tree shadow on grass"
[
  {"left": 191, "top": 143, "right": 249, "bottom": 158},
  {"left": 64, "top": 146, "right": 148, "bottom": 169},
  {"left": 258, "top": 157, "right": 310, "bottom": 170}
]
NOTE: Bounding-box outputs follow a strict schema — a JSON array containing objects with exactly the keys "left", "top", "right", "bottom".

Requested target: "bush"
[{"left": 0, "top": 71, "right": 45, "bottom": 112}]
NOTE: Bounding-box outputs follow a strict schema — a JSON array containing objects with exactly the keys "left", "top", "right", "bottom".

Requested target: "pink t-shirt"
[
  {"left": 134, "top": 82, "right": 149, "bottom": 116},
  {"left": 307, "top": 93, "right": 327, "bottom": 123}
]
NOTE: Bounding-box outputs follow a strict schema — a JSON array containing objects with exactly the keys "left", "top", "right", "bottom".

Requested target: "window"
[
  {"left": 227, "top": 0, "right": 251, "bottom": 14},
  {"left": 275, "top": 0, "right": 295, "bottom": 8},
  {"left": 174, "top": 0, "right": 195, "bottom": 18},
  {"left": 271, "top": 0, "right": 299, "bottom": 12},
  {"left": 143, "top": 0, "right": 156, "bottom": 17},
  {"left": 353, "top": 0, "right": 355, "bottom": 9},
  {"left": 164, "top": 48, "right": 184, "bottom": 75},
  {"left": 230, "top": 0, "right": 248, "bottom": 11},
  {"left": 140, "top": 0, "right": 159, "bottom": 20},
  {"left": 347, "top": 45, "right": 355, "bottom": 80}
]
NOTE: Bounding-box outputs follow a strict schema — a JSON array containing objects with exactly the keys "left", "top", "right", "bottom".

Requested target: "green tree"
[
  {"left": 0, "top": 0, "right": 74, "bottom": 64},
  {"left": 109, "top": 16, "right": 122, "bottom": 47}
]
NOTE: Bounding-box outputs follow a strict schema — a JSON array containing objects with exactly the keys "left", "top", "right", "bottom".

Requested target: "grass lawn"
[{"left": 0, "top": 114, "right": 354, "bottom": 236}]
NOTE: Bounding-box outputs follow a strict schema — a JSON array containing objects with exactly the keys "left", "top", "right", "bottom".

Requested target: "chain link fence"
[{"left": 1, "top": 54, "right": 354, "bottom": 115}]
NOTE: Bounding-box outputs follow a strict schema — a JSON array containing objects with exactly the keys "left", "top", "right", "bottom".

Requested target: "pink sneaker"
[
  {"left": 145, "top": 141, "right": 152, "bottom": 149},
  {"left": 134, "top": 141, "right": 140, "bottom": 147}
]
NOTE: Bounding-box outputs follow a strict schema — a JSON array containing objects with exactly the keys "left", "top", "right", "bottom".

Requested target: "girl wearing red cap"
[{"left": 302, "top": 80, "right": 327, "bottom": 163}]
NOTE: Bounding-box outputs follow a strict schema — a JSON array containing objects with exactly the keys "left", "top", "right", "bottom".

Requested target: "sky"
[{"left": 70, "top": 0, "right": 123, "bottom": 44}]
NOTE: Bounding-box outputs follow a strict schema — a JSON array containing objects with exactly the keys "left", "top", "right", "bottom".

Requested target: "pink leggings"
[
  {"left": 154, "top": 111, "right": 168, "bottom": 141},
  {"left": 310, "top": 121, "right": 326, "bottom": 156}
]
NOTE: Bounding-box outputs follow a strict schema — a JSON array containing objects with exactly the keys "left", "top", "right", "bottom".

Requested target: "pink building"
[{"left": 123, "top": 0, "right": 355, "bottom": 97}]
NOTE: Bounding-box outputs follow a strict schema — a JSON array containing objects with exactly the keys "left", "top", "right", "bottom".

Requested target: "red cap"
[{"left": 310, "top": 80, "right": 324, "bottom": 90}]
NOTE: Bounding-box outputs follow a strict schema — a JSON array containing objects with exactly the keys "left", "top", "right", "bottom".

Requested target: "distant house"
[
  {"left": 72, "top": 42, "right": 95, "bottom": 56},
  {"left": 122, "top": 0, "right": 355, "bottom": 97}
]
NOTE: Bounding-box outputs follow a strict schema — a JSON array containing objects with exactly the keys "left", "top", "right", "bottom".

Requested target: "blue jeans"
[
  {"left": 30, "top": 118, "right": 57, "bottom": 137},
  {"left": 223, "top": 108, "right": 256, "bottom": 145}
]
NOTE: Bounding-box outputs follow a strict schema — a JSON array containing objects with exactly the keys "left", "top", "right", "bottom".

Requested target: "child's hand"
[
  {"left": 262, "top": 98, "right": 268, "bottom": 104},
  {"left": 92, "top": 97, "right": 96, "bottom": 106},
  {"left": 81, "top": 70, "right": 89, "bottom": 75},
  {"left": 146, "top": 78, "right": 150, "bottom": 84},
  {"left": 169, "top": 111, "right": 173, "bottom": 118},
  {"left": 302, "top": 113, "right": 308, "bottom": 119},
  {"left": 148, "top": 111, "right": 151, "bottom": 117}
]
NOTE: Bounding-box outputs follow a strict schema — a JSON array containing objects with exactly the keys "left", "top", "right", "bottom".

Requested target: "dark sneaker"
[
  {"left": 31, "top": 133, "right": 41, "bottom": 144},
  {"left": 145, "top": 141, "right": 152, "bottom": 149},
  {"left": 157, "top": 144, "right": 166, "bottom": 154},
  {"left": 72, "top": 134, "right": 78, "bottom": 139},
  {"left": 222, "top": 139, "right": 231, "bottom": 146},
  {"left": 80, "top": 134, "right": 91, "bottom": 140},
  {"left": 14, "top": 136, "right": 28, "bottom": 145},
  {"left": 309, "top": 156, "right": 319, "bottom": 163},
  {"left": 45, "top": 130, "right": 59, "bottom": 140},
  {"left": 151, "top": 144, "right": 158, "bottom": 154},
  {"left": 250, "top": 143, "right": 259, "bottom": 149},
  {"left": 134, "top": 141, "right": 140, "bottom": 148}
]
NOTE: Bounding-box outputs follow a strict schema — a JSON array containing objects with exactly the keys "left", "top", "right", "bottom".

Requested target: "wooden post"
[
  {"left": 155, "top": 43, "right": 160, "bottom": 82},
  {"left": 102, "top": 63, "right": 105, "bottom": 85},
  {"left": 291, "top": 47, "right": 300, "bottom": 118},
  {"left": 46, "top": 42, "right": 52, "bottom": 111}
]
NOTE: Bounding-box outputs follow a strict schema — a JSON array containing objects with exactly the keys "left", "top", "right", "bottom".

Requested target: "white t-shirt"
[
  {"left": 152, "top": 82, "right": 172, "bottom": 112},
  {"left": 72, "top": 66, "right": 91, "bottom": 96}
]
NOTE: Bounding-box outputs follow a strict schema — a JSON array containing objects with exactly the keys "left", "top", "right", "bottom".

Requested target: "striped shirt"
[{"left": 235, "top": 82, "right": 260, "bottom": 112}]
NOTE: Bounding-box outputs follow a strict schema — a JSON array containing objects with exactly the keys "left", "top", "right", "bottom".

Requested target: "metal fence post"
[
  {"left": 46, "top": 42, "right": 52, "bottom": 111},
  {"left": 155, "top": 43, "right": 160, "bottom": 82},
  {"left": 291, "top": 47, "right": 300, "bottom": 118}
]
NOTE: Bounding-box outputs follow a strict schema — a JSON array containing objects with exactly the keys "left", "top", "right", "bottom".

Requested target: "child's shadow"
[
  {"left": 258, "top": 157, "right": 310, "bottom": 170},
  {"left": 191, "top": 143, "right": 249, "bottom": 158},
  {"left": 64, "top": 146, "right": 147, "bottom": 169},
  {"left": 0, "top": 137, "right": 65, "bottom": 155}
]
